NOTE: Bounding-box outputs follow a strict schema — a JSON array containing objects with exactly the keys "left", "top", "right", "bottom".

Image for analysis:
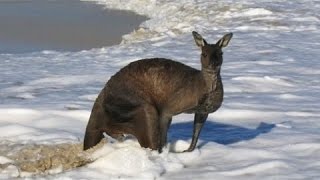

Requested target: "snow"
[{"left": 1, "top": 0, "right": 320, "bottom": 179}]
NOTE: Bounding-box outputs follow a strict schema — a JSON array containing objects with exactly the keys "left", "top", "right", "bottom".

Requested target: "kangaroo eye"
[{"left": 202, "top": 53, "right": 207, "bottom": 57}]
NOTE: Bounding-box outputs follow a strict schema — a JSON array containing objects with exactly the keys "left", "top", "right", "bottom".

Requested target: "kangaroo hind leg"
[{"left": 133, "top": 104, "right": 160, "bottom": 152}]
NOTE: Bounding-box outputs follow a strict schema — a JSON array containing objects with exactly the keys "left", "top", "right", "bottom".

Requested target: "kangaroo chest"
[{"left": 195, "top": 79, "right": 224, "bottom": 114}]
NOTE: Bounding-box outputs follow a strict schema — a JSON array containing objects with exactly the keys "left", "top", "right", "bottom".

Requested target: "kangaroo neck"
[{"left": 201, "top": 68, "right": 221, "bottom": 92}]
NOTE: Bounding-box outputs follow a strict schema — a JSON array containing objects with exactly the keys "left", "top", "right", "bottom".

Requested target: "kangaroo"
[{"left": 83, "top": 31, "right": 232, "bottom": 153}]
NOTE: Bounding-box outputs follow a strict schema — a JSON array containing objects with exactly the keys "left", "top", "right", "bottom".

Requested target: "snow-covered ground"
[{"left": 1, "top": 0, "right": 320, "bottom": 179}]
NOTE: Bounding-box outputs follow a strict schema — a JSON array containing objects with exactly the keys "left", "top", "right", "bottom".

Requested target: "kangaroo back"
[{"left": 106, "top": 58, "right": 203, "bottom": 110}]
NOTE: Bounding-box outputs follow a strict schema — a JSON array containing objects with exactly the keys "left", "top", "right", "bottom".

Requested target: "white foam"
[
  {"left": 90, "top": 145, "right": 161, "bottom": 177},
  {"left": 0, "top": 165, "right": 20, "bottom": 179},
  {"left": 78, "top": 94, "right": 97, "bottom": 101},
  {"left": 230, "top": 76, "right": 294, "bottom": 93},
  {"left": 278, "top": 93, "right": 303, "bottom": 100},
  {"left": 220, "top": 160, "right": 290, "bottom": 176},
  {"left": 0, "top": 156, "right": 13, "bottom": 164},
  {"left": 82, "top": 0, "right": 308, "bottom": 42},
  {"left": 86, "top": 139, "right": 198, "bottom": 178},
  {"left": 213, "top": 108, "right": 283, "bottom": 121}
]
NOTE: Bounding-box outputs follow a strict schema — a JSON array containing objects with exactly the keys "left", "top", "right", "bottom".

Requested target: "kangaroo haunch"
[{"left": 83, "top": 31, "right": 233, "bottom": 153}]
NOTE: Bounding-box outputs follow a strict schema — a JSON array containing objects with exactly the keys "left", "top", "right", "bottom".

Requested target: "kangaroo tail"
[{"left": 83, "top": 93, "right": 107, "bottom": 150}]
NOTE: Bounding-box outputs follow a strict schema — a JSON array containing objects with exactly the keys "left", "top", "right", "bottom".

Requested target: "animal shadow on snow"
[{"left": 168, "top": 120, "right": 275, "bottom": 147}]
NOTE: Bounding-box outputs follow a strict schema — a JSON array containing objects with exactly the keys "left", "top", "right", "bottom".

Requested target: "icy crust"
[{"left": 83, "top": 0, "right": 319, "bottom": 43}]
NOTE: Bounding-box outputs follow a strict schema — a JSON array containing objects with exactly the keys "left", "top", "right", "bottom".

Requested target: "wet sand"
[{"left": 0, "top": 0, "right": 146, "bottom": 54}]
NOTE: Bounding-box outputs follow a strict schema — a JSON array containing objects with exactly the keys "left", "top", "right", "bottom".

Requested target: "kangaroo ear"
[
  {"left": 216, "top": 33, "right": 233, "bottom": 48},
  {"left": 192, "top": 31, "right": 207, "bottom": 47}
]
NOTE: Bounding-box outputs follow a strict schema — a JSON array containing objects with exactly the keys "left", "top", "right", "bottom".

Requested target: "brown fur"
[{"left": 83, "top": 32, "right": 233, "bottom": 152}]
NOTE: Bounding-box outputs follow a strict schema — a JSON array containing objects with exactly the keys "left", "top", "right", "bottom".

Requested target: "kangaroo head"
[{"left": 192, "top": 31, "right": 233, "bottom": 73}]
